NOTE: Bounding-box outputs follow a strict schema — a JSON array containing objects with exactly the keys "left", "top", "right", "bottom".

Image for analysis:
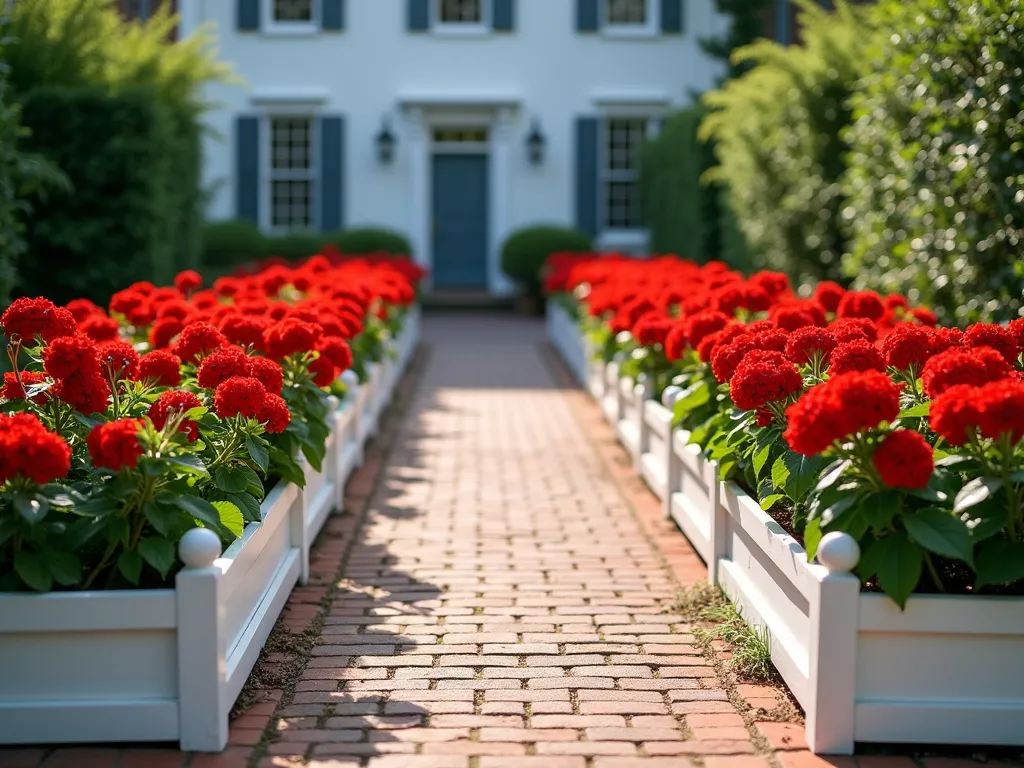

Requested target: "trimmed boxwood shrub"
[
  {"left": 841, "top": 0, "right": 1024, "bottom": 324},
  {"left": 19, "top": 85, "right": 180, "bottom": 304},
  {"left": 328, "top": 227, "right": 412, "bottom": 255},
  {"left": 500, "top": 225, "right": 592, "bottom": 299}
]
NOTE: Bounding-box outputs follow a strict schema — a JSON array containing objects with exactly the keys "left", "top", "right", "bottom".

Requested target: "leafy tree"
[{"left": 700, "top": 0, "right": 775, "bottom": 80}]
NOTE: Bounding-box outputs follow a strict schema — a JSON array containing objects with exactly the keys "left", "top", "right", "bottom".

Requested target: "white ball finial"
[
  {"left": 662, "top": 385, "right": 683, "bottom": 409},
  {"left": 178, "top": 528, "right": 222, "bottom": 569},
  {"left": 340, "top": 370, "right": 360, "bottom": 389},
  {"left": 817, "top": 531, "right": 860, "bottom": 573}
]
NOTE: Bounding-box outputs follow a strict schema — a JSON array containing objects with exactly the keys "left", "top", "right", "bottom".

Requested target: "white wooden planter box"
[
  {"left": 716, "top": 480, "right": 1024, "bottom": 754},
  {"left": 615, "top": 375, "right": 648, "bottom": 470},
  {"left": 667, "top": 429, "right": 720, "bottom": 570},
  {"left": 335, "top": 396, "right": 360, "bottom": 494},
  {"left": 601, "top": 362, "right": 620, "bottom": 426},
  {"left": 0, "top": 482, "right": 304, "bottom": 752},
  {"left": 638, "top": 399, "right": 672, "bottom": 502}
]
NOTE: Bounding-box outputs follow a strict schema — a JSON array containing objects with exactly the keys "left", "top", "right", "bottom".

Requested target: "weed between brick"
[{"left": 678, "top": 584, "right": 773, "bottom": 682}]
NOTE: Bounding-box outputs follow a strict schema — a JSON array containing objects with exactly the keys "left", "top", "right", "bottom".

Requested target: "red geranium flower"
[
  {"left": 633, "top": 312, "right": 675, "bottom": 347},
  {"left": 0, "top": 413, "right": 71, "bottom": 484},
  {"left": 65, "top": 299, "right": 103, "bottom": 322},
  {"left": 729, "top": 350, "right": 803, "bottom": 411},
  {"left": 880, "top": 324, "right": 933, "bottom": 371},
  {"left": 828, "top": 339, "right": 886, "bottom": 375},
  {"left": 317, "top": 337, "right": 353, "bottom": 372},
  {"left": 927, "top": 326, "right": 964, "bottom": 354},
  {"left": 213, "top": 376, "right": 267, "bottom": 419},
  {"left": 149, "top": 390, "right": 203, "bottom": 441},
  {"left": 138, "top": 350, "right": 183, "bottom": 387},
  {"left": 308, "top": 353, "right": 338, "bottom": 387},
  {"left": 149, "top": 317, "right": 185, "bottom": 350},
  {"left": 836, "top": 291, "right": 886, "bottom": 322},
  {"left": 785, "top": 327, "right": 837, "bottom": 366},
  {"left": 696, "top": 324, "right": 747, "bottom": 364},
  {"left": 1008, "top": 318, "right": 1024, "bottom": 349},
  {"left": 921, "top": 347, "right": 1012, "bottom": 398},
  {"left": 98, "top": 341, "right": 140, "bottom": 381},
  {"left": 910, "top": 307, "right": 939, "bottom": 327},
  {"left": 155, "top": 301, "right": 191, "bottom": 321},
  {"left": 172, "top": 322, "right": 228, "bottom": 364},
  {"left": 683, "top": 310, "right": 731, "bottom": 348},
  {"left": 828, "top": 317, "right": 877, "bottom": 344},
  {"left": 219, "top": 314, "right": 270, "bottom": 350},
  {"left": 263, "top": 318, "right": 323, "bottom": 359},
  {"left": 930, "top": 384, "right": 982, "bottom": 447},
  {"left": 88, "top": 419, "right": 145, "bottom": 471},
  {"left": 79, "top": 315, "right": 121, "bottom": 342},
  {"left": 43, "top": 335, "right": 100, "bottom": 380},
  {"left": 52, "top": 372, "right": 110, "bottom": 414},
  {"left": 872, "top": 430, "right": 933, "bottom": 489},
  {"left": 749, "top": 271, "right": 791, "bottom": 297},
  {"left": 249, "top": 356, "right": 284, "bottom": 395},
  {"left": 197, "top": 346, "right": 253, "bottom": 390},
  {"left": 963, "top": 323, "right": 1019, "bottom": 365},
  {"left": 813, "top": 281, "right": 846, "bottom": 314},
  {"left": 976, "top": 380, "right": 1024, "bottom": 443},
  {"left": 257, "top": 393, "right": 291, "bottom": 434},
  {"left": 1, "top": 297, "right": 77, "bottom": 342},
  {"left": 770, "top": 305, "right": 817, "bottom": 332},
  {"left": 783, "top": 371, "right": 900, "bottom": 456},
  {"left": 174, "top": 270, "right": 203, "bottom": 295}
]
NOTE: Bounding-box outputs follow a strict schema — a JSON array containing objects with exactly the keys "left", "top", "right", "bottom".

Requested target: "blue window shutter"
[
  {"left": 236, "top": 115, "right": 260, "bottom": 226},
  {"left": 322, "top": 0, "right": 345, "bottom": 30},
  {"left": 493, "top": 0, "right": 514, "bottom": 31},
  {"left": 575, "top": 117, "right": 599, "bottom": 237},
  {"left": 319, "top": 116, "right": 345, "bottom": 231},
  {"left": 576, "top": 0, "right": 599, "bottom": 32},
  {"left": 661, "top": 0, "right": 683, "bottom": 33},
  {"left": 408, "top": 0, "right": 430, "bottom": 30},
  {"left": 775, "top": 0, "right": 791, "bottom": 44},
  {"left": 237, "top": 0, "right": 260, "bottom": 31}
]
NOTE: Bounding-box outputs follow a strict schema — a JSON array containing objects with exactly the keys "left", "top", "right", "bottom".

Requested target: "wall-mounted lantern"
[
  {"left": 376, "top": 117, "right": 396, "bottom": 164},
  {"left": 526, "top": 119, "right": 545, "bottom": 165}
]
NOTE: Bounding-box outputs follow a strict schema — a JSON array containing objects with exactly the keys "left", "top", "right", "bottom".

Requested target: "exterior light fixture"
[
  {"left": 526, "top": 119, "right": 545, "bottom": 165},
  {"left": 376, "top": 117, "right": 396, "bottom": 164}
]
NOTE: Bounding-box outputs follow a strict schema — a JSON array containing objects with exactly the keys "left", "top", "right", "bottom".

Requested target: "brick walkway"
[{"left": 2, "top": 313, "right": 1010, "bottom": 768}]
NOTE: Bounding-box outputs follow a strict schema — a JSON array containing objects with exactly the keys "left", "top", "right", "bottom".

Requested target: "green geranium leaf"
[
  {"left": 117, "top": 550, "right": 143, "bottom": 585},
  {"left": 759, "top": 493, "right": 785, "bottom": 512},
  {"left": 974, "top": 540, "right": 1024, "bottom": 590},
  {"left": 43, "top": 549, "right": 81, "bottom": 586},
  {"left": 783, "top": 452, "right": 828, "bottom": 502},
  {"left": 869, "top": 533, "right": 923, "bottom": 610},
  {"left": 15, "top": 551, "right": 53, "bottom": 592},
  {"left": 211, "top": 501, "right": 245, "bottom": 539},
  {"left": 803, "top": 518, "right": 823, "bottom": 561},
  {"left": 898, "top": 402, "right": 931, "bottom": 418},
  {"left": 903, "top": 508, "right": 974, "bottom": 565},
  {"left": 138, "top": 537, "right": 176, "bottom": 579},
  {"left": 246, "top": 436, "right": 270, "bottom": 473},
  {"left": 214, "top": 466, "right": 250, "bottom": 494}
]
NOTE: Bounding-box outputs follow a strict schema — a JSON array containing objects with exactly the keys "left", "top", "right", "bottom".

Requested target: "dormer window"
[
  {"left": 439, "top": 0, "right": 484, "bottom": 23},
  {"left": 274, "top": 0, "right": 314, "bottom": 23}
]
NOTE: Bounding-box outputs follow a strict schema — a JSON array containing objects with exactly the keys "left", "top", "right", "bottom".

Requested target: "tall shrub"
[
  {"left": 19, "top": 86, "right": 177, "bottom": 304},
  {"left": 842, "top": 0, "right": 1024, "bottom": 324},
  {"left": 700, "top": 0, "right": 868, "bottom": 283}
]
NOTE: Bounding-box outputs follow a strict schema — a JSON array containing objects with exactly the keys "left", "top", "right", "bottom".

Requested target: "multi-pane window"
[
  {"left": 273, "top": 0, "right": 313, "bottom": 22},
  {"left": 270, "top": 117, "right": 314, "bottom": 229},
  {"left": 606, "top": 0, "right": 649, "bottom": 25},
  {"left": 603, "top": 118, "right": 648, "bottom": 230},
  {"left": 439, "top": 0, "right": 483, "bottom": 23}
]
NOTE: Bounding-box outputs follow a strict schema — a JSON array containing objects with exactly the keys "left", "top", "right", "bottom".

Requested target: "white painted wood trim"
[{"left": 0, "top": 591, "right": 176, "bottom": 632}]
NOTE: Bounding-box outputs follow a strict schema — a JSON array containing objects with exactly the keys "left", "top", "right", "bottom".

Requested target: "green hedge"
[
  {"left": 500, "top": 225, "right": 592, "bottom": 299},
  {"left": 700, "top": 0, "right": 868, "bottom": 283},
  {"left": 200, "top": 222, "right": 414, "bottom": 274},
  {"left": 841, "top": 0, "right": 1024, "bottom": 324},
  {"left": 18, "top": 86, "right": 197, "bottom": 304}
]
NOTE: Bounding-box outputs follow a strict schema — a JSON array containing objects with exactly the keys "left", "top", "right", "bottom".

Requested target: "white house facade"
[{"left": 179, "top": 0, "right": 728, "bottom": 294}]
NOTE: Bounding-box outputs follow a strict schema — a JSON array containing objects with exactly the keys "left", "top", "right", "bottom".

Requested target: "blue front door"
[{"left": 431, "top": 153, "right": 489, "bottom": 289}]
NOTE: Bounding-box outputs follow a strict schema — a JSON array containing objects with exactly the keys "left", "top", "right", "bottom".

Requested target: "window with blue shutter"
[
  {"left": 575, "top": 118, "right": 599, "bottom": 237},
  {"left": 322, "top": 0, "right": 345, "bottom": 30},
  {"left": 493, "top": 0, "right": 515, "bottom": 31},
  {"left": 775, "top": 0, "right": 791, "bottom": 44},
  {"left": 576, "top": 0, "right": 599, "bottom": 31},
  {"left": 661, "top": 0, "right": 683, "bottom": 33},
  {"left": 319, "top": 116, "right": 345, "bottom": 231},
  {"left": 237, "top": 0, "right": 260, "bottom": 31},
  {"left": 236, "top": 115, "right": 260, "bottom": 226},
  {"left": 408, "top": 0, "right": 430, "bottom": 30}
]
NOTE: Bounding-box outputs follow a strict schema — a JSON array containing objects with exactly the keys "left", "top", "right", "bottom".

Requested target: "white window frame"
[
  {"left": 264, "top": 0, "right": 320, "bottom": 36},
  {"left": 262, "top": 113, "right": 319, "bottom": 233},
  {"left": 597, "top": 113, "right": 660, "bottom": 251},
  {"left": 433, "top": 0, "right": 490, "bottom": 36},
  {"left": 602, "top": 0, "right": 659, "bottom": 38}
]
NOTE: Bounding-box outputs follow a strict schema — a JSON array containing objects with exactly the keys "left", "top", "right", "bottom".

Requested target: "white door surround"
[{"left": 399, "top": 94, "right": 522, "bottom": 295}]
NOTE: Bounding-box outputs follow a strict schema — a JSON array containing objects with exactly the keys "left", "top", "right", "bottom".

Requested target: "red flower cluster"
[
  {"left": 880, "top": 324, "right": 933, "bottom": 371},
  {"left": 1, "top": 297, "right": 77, "bottom": 342},
  {"left": 931, "top": 380, "right": 1024, "bottom": 446},
  {"left": 87, "top": 419, "right": 146, "bottom": 471},
  {"left": 0, "top": 413, "right": 71, "bottom": 484},
  {"left": 872, "top": 430, "right": 933, "bottom": 489},
  {"left": 264, "top": 318, "right": 323, "bottom": 360},
  {"left": 784, "top": 371, "right": 900, "bottom": 456},
  {"left": 214, "top": 376, "right": 269, "bottom": 419},
  {"left": 729, "top": 350, "right": 803, "bottom": 412},
  {"left": 921, "top": 347, "right": 1011, "bottom": 398},
  {"left": 138, "top": 350, "right": 183, "bottom": 387},
  {"left": 149, "top": 390, "right": 203, "bottom": 442}
]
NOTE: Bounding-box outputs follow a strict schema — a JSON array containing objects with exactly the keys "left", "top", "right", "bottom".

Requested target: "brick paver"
[{"left": 3, "top": 313, "right": 1016, "bottom": 768}]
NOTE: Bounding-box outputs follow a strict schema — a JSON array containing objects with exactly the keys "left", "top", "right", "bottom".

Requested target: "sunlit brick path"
[{"left": 260, "top": 312, "right": 755, "bottom": 767}]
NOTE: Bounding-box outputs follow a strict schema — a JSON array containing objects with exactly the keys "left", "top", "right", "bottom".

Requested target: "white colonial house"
[{"left": 178, "top": 0, "right": 728, "bottom": 293}]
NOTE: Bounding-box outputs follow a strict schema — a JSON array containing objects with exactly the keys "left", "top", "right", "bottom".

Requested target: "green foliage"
[
  {"left": 841, "top": 0, "right": 1024, "bottom": 324},
  {"left": 201, "top": 219, "right": 268, "bottom": 272},
  {"left": 0, "top": 41, "right": 68, "bottom": 306},
  {"left": 701, "top": 0, "right": 869, "bottom": 283},
  {"left": 328, "top": 227, "right": 412, "bottom": 256},
  {"left": 500, "top": 225, "right": 592, "bottom": 298},
  {"left": 640, "top": 106, "right": 721, "bottom": 262},
  {"left": 18, "top": 86, "right": 181, "bottom": 304},
  {"left": 264, "top": 233, "right": 332, "bottom": 263},
  {"left": 699, "top": 0, "right": 774, "bottom": 80},
  {"left": 4, "top": 0, "right": 232, "bottom": 115}
]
